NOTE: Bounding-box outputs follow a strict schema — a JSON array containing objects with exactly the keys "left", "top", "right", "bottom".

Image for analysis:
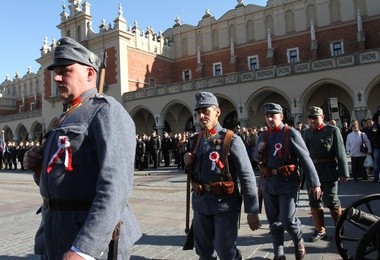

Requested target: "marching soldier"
[
  {"left": 23, "top": 37, "right": 141, "bottom": 259},
  {"left": 254, "top": 103, "right": 321, "bottom": 260},
  {"left": 303, "top": 106, "right": 349, "bottom": 242},
  {"left": 184, "top": 92, "right": 260, "bottom": 259}
]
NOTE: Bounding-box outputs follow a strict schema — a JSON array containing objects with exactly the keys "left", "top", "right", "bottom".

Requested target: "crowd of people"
[
  {"left": 135, "top": 126, "right": 263, "bottom": 172},
  {"left": 0, "top": 140, "right": 41, "bottom": 171}
]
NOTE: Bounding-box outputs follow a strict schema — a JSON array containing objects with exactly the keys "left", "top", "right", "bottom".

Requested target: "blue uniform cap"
[
  {"left": 307, "top": 106, "right": 324, "bottom": 118},
  {"left": 47, "top": 37, "right": 100, "bottom": 72},
  {"left": 264, "top": 103, "right": 283, "bottom": 114},
  {"left": 194, "top": 92, "right": 219, "bottom": 111}
]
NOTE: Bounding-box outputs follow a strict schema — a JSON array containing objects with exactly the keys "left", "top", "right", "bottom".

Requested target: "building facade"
[{"left": 0, "top": 0, "right": 380, "bottom": 142}]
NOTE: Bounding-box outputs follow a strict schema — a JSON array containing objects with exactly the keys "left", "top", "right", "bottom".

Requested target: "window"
[
  {"left": 247, "top": 55, "right": 259, "bottom": 71},
  {"left": 30, "top": 102, "right": 35, "bottom": 111},
  {"left": 287, "top": 48, "right": 299, "bottom": 63},
  {"left": 183, "top": 70, "right": 191, "bottom": 82},
  {"left": 331, "top": 41, "right": 344, "bottom": 56},
  {"left": 19, "top": 105, "right": 24, "bottom": 113},
  {"left": 213, "top": 62, "right": 222, "bottom": 76}
]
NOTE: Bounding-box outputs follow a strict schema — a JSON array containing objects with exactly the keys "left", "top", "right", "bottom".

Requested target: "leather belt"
[{"left": 42, "top": 196, "right": 92, "bottom": 211}]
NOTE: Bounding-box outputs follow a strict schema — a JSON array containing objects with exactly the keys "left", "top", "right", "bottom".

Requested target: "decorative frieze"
[
  {"left": 277, "top": 66, "right": 291, "bottom": 76},
  {"left": 360, "top": 51, "right": 378, "bottom": 64},
  {"left": 256, "top": 68, "right": 275, "bottom": 80},
  {"left": 312, "top": 59, "right": 335, "bottom": 71}
]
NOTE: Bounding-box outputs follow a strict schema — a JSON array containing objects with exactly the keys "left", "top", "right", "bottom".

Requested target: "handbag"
[
  {"left": 360, "top": 133, "right": 368, "bottom": 153},
  {"left": 364, "top": 154, "right": 374, "bottom": 168}
]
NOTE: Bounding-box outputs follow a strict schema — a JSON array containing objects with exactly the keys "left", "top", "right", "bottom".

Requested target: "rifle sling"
[{"left": 221, "top": 130, "right": 234, "bottom": 180}]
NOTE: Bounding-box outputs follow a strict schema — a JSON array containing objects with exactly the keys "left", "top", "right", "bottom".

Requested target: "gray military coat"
[
  {"left": 192, "top": 123, "right": 259, "bottom": 215},
  {"left": 38, "top": 88, "right": 141, "bottom": 259}
]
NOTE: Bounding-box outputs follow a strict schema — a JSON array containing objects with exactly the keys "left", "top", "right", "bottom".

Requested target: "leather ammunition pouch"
[
  {"left": 258, "top": 164, "right": 296, "bottom": 178},
  {"left": 191, "top": 180, "right": 235, "bottom": 196}
]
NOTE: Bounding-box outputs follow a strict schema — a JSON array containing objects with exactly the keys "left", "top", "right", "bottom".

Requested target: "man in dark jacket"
[
  {"left": 149, "top": 130, "right": 161, "bottom": 168},
  {"left": 161, "top": 131, "right": 172, "bottom": 167},
  {"left": 370, "top": 112, "right": 380, "bottom": 182}
]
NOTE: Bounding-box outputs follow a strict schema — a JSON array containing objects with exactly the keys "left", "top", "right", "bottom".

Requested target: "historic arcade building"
[{"left": 0, "top": 0, "right": 380, "bottom": 142}]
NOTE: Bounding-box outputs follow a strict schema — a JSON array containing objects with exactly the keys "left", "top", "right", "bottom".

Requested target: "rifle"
[
  {"left": 183, "top": 167, "right": 194, "bottom": 250},
  {"left": 107, "top": 221, "right": 123, "bottom": 260},
  {"left": 257, "top": 171, "right": 263, "bottom": 214},
  {"left": 298, "top": 166, "right": 305, "bottom": 190},
  {"left": 98, "top": 51, "right": 107, "bottom": 94},
  {"left": 183, "top": 133, "right": 203, "bottom": 250}
]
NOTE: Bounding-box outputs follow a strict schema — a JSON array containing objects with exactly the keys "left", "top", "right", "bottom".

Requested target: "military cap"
[
  {"left": 47, "top": 37, "right": 100, "bottom": 72},
  {"left": 307, "top": 106, "right": 324, "bottom": 118},
  {"left": 264, "top": 103, "right": 283, "bottom": 114},
  {"left": 194, "top": 92, "right": 219, "bottom": 111}
]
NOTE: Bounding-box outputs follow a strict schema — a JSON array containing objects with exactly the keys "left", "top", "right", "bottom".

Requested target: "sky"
[{"left": 0, "top": 0, "right": 267, "bottom": 81}]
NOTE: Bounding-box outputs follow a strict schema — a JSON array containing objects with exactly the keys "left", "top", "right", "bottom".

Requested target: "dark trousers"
[
  {"left": 162, "top": 150, "right": 170, "bottom": 166},
  {"left": 152, "top": 150, "right": 160, "bottom": 168},
  {"left": 309, "top": 181, "right": 340, "bottom": 210},
  {"left": 351, "top": 156, "right": 367, "bottom": 180}
]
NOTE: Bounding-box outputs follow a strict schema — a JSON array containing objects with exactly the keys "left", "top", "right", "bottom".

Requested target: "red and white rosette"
[
  {"left": 273, "top": 143, "right": 282, "bottom": 157},
  {"left": 47, "top": 136, "right": 74, "bottom": 173},
  {"left": 209, "top": 151, "right": 224, "bottom": 170}
]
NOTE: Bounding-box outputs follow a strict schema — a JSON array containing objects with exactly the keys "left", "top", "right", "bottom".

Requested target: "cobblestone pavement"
[{"left": 0, "top": 167, "right": 379, "bottom": 260}]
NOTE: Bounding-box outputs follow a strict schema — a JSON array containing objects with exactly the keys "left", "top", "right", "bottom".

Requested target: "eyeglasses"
[{"left": 308, "top": 116, "right": 319, "bottom": 120}]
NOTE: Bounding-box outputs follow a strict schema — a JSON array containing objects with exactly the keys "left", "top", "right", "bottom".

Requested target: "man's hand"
[
  {"left": 63, "top": 250, "right": 86, "bottom": 260},
  {"left": 247, "top": 213, "right": 261, "bottom": 231},
  {"left": 183, "top": 152, "right": 194, "bottom": 166},
  {"left": 257, "top": 142, "right": 267, "bottom": 154},
  {"left": 23, "top": 145, "right": 44, "bottom": 185},
  {"left": 339, "top": 176, "right": 349, "bottom": 182},
  {"left": 308, "top": 186, "right": 322, "bottom": 200}
]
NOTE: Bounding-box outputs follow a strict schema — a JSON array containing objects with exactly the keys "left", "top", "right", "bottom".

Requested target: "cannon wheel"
[
  {"left": 335, "top": 193, "right": 380, "bottom": 259},
  {"left": 355, "top": 221, "right": 380, "bottom": 259}
]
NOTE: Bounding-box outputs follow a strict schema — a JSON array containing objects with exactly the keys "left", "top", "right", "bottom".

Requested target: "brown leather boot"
[
  {"left": 295, "top": 238, "right": 306, "bottom": 260},
  {"left": 310, "top": 207, "right": 326, "bottom": 242},
  {"left": 330, "top": 207, "right": 342, "bottom": 226}
]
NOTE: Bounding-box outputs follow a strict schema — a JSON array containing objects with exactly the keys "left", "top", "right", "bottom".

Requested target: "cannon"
[{"left": 335, "top": 193, "right": 380, "bottom": 259}]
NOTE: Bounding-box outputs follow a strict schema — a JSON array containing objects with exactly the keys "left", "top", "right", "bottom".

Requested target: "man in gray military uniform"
[
  {"left": 303, "top": 106, "right": 349, "bottom": 242},
  {"left": 184, "top": 92, "right": 261, "bottom": 260},
  {"left": 254, "top": 103, "right": 321, "bottom": 260},
  {"left": 24, "top": 37, "right": 141, "bottom": 259}
]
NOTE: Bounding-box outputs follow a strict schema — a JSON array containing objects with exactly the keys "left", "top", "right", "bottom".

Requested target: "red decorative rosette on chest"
[{"left": 209, "top": 151, "right": 224, "bottom": 170}]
